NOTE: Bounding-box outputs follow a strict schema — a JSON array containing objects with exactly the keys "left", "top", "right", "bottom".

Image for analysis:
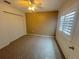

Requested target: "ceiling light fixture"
[
  {"left": 28, "top": 4, "right": 37, "bottom": 11},
  {"left": 19, "top": 0, "right": 41, "bottom": 11}
]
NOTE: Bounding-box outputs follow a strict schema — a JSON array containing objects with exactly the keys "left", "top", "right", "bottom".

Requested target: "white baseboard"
[
  {"left": 0, "top": 35, "right": 26, "bottom": 50},
  {"left": 28, "top": 34, "right": 54, "bottom": 38},
  {"left": 0, "top": 42, "right": 10, "bottom": 49}
]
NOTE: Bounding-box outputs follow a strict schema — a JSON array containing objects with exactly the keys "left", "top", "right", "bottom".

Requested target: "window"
[{"left": 59, "top": 11, "right": 76, "bottom": 35}]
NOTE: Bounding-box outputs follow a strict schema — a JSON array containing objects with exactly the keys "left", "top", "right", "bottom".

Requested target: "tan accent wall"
[{"left": 26, "top": 11, "right": 58, "bottom": 36}]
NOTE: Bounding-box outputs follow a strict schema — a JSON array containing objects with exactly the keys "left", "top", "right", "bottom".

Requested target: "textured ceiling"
[{"left": 1, "top": 0, "right": 66, "bottom": 12}]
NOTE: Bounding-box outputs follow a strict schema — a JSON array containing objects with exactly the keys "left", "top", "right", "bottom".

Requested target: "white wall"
[
  {"left": 0, "top": 2, "right": 27, "bottom": 49},
  {"left": 56, "top": 0, "right": 79, "bottom": 59}
]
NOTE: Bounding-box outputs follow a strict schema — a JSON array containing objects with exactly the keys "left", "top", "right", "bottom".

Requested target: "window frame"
[{"left": 59, "top": 11, "right": 76, "bottom": 40}]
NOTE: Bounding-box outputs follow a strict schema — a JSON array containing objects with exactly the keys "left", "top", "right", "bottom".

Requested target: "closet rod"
[{"left": 3, "top": 11, "right": 23, "bottom": 16}]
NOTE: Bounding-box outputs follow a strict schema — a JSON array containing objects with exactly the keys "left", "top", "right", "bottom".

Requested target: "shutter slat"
[{"left": 59, "top": 11, "right": 76, "bottom": 35}]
